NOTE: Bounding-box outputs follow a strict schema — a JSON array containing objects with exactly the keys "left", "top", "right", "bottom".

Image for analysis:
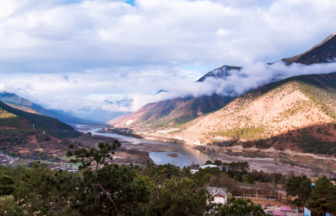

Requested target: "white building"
[
  {"left": 200, "top": 164, "right": 218, "bottom": 169},
  {"left": 190, "top": 167, "right": 199, "bottom": 174},
  {"left": 190, "top": 164, "right": 224, "bottom": 174},
  {"left": 206, "top": 187, "right": 228, "bottom": 205}
]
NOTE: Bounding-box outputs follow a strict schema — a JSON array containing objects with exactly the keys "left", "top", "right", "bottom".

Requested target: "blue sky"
[
  {"left": 0, "top": 0, "right": 336, "bottom": 117},
  {"left": 125, "top": 0, "right": 135, "bottom": 6}
]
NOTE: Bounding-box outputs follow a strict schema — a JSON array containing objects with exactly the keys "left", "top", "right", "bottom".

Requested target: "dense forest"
[{"left": 0, "top": 141, "right": 335, "bottom": 216}]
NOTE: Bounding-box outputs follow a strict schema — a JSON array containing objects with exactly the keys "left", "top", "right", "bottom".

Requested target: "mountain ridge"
[
  {"left": 108, "top": 94, "right": 232, "bottom": 128},
  {"left": 0, "top": 100, "right": 81, "bottom": 138},
  {"left": 0, "top": 92, "right": 95, "bottom": 124},
  {"left": 282, "top": 32, "right": 336, "bottom": 65},
  {"left": 108, "top": 32, "right": 336, "bottom": 133},
  {"left": 177, "top": 72, "right": 336, "bottom": 155}
]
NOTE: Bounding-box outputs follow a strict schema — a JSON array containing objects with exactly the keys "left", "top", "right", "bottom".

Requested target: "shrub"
[{"left": 38, "top": 152, "right": 47, "bottom": 159}]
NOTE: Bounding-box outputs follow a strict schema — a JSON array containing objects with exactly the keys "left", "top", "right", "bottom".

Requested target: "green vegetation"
[
  {"left": 253, "top": 72, "right": 336, "bottom": 120},
  {"left": 274, "top": 100, "right": 306, "bottom": 122},
  {"left": 1, "top": 140, "right": 335, "bottom": 215},
  {"left": 0, "top": 101, "right": 80, "bottom": 139},
  {"left": 215, "top": 198, "right": 266, "bottom": 216},
  {"left": 0, "top": 129, "right": 39, "bottom": 146},
  {"left": 297, "top": 135, "right": 336, "bottom": 155},
  {"left": 308, "top": 176, "right": 336, "bottom": 215},
  {"left": 286, "top": 175, "right": 336, "bottom": 215},
  {"left": 214, "top": 126, "right": 265, "bottom": 139}
]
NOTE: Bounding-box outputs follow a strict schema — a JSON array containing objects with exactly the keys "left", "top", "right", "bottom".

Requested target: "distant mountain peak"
[
  {"left": 197, "top": 65, "right": 242, "bottom": 82},
  {"left": 154, "top": 90, "right": 168, "bottom": 95}
]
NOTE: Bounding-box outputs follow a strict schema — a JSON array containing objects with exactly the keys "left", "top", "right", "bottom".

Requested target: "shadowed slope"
[{"left": 282, "top": 33, "right": 336, "bottom": 65}]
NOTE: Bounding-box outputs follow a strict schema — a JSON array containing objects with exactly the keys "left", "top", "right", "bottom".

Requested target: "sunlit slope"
[
  {"left": 108, "top": 94, "right": 231, "bottom": 128},
  {"left": 4, "top": 102, "right": 42, "bottom": 115},
  {"left": 179, "top": 72, "right": 336, "bottom": 149}
]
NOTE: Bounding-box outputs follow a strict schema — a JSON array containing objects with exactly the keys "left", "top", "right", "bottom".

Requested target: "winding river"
[
  {"left": 75, "top": 124, "right": 211, "bottom": 167},
  {"left": 73, "top": 124, "right": 334, "bottom": 176}
]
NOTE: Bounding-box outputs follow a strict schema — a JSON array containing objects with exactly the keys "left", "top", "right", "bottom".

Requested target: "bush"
[
  {"left": 214, "top": 160, "right": 223, "bottom": 165},
  {"left": 0, "top": 195, "right": 22, "bottom": 215},
  {"left": 38, "top": 152, "right": 47, "bottom": 159},
  {"left": 205, "top": 160, "right": 213, "bottom": 164}
]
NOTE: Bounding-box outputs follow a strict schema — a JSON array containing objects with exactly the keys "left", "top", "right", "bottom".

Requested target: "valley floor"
[{"left": 101, "top": 128, "right": 336, "bottom": 177}]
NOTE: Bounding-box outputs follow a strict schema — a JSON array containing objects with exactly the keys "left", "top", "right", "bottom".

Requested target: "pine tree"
[
  {"left": 56, "top": 141, "right": 152, "bottom": 216},
  {"left": 308, "top": 176, "right": 336, "bottom": 216},
  {"left": 298, "top": 178, "right": 312, "bottom": 205},
  {"left": 215, "top": 197, "right": 266, "bottom": 216},
  {"left": 148, "top": 177, "right": 215, "bottom": 216}
]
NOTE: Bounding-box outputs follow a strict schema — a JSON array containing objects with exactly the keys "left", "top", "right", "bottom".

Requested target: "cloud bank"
[{"left": 0, "top": 0, "right": 336, "bottom": 118}]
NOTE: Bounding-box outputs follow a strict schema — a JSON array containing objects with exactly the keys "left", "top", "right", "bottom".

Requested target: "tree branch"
[
  {"left": 93, "top": 182, "right": 118, "bottom": 215},
  {"left": 90, "top": 183, "right": 98, "bottom": 207}
]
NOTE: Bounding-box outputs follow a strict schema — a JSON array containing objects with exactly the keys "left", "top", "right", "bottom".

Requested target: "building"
[
  {"left": 190, "top": 167, "right": 199, "bottom": 174},
  {"left": 190, "top": 164, "right": 224, "bottom": 174},
  {"left": 201, "top": 164, "right": 218, "bottom": 169},
  {"left": 206, "top": 187, "right": 228, "bottom": 205}
]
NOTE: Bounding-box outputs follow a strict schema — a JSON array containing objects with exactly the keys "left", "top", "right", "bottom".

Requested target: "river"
[
  {"left": 73, "top": 125, "right": 334, "bottom": 176},
  {"left": 74, "top": 124, "right": 211, "bottom": 167}
]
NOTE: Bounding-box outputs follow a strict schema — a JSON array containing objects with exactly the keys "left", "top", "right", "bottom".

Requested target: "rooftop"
[{"left": 206, "top": 187, "right": 227, "bottom": 197}]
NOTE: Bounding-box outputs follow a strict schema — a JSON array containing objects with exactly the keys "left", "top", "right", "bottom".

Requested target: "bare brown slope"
[
  {"left": 108, "top": 94, "right": 230, "bottom": 128},
  {"left": 178, "top": 73, "right": 336, "bottom": 152}
]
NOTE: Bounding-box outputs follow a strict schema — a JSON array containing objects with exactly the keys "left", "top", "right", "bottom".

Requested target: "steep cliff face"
[
  {"left": 178, "top": 73, "right": 336, "bottom": 155},
  {"left": 108, "top": 94, "right": 231, "bottom": 128},
  {"left": 282, "top": 33, "right": 336, "bottom": 65}
]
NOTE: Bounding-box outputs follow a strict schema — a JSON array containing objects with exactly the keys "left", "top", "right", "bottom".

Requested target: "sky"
[{"left": 1, "top": 0, "right": 336, "bottom": 120}]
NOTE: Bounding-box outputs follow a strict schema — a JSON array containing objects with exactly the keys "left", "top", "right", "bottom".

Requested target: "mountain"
[
  {"left": 109, "top": 32, "right": 336, "bottom": 130},
  {"left": 4, "top": 102, "right": 42, "bottom": 115},
  {"left": 108, "top": 65, "right": 243, "bottom": 128},
  {"left": 178, "top": 72, "right": 336, "bottom": 155},
  {"left": 104, "top": 99, "right": 133, "bottom": 108},
  {"left": 0, "top": 100, "right": 82, "bottom": 160},
  {"left": 0, "top": 92, "right": 94, "bottom": 124},
  {"left": 107, "top": 66, "right": 241, "bottom": 128},
  {"left": 0, "top": 93, "right": 33, "bottom": 107},
  {"left": 0, "top": 101, "right": 80, "bottom": 138},
  {"left": 108, "top": 94, "right": 231, "bottom": 128},
  {"left": 282, "top": 32, "right": 336, "bottom": 65},
  {"left": 154, "top": 90, "right": 168, "bottom": 95},
  {"left": 197, "top": 65, "right": 243, "bottom": 82}
]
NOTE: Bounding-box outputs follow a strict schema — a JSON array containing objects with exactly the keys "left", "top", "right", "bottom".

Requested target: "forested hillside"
[
  {"left": 0, "top": 101, "right": 81, "bottom": 159},
  {"left": 0, "top": 102, "right": 80, "bottom": 140}
]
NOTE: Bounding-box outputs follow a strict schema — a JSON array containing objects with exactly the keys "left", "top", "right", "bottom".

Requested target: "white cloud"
[{"left": 0, "top": 0, "right": 336, "bottom": 117}]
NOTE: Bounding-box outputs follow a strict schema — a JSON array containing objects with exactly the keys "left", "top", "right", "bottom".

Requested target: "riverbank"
[
  {"left": 75, "top": 126, "right": 211, "bottom": 167},
  {"left": 98, "top": 130, "right": 185, "bottom": 144},
  {"left": 71, "top": 133, "right": 156, "bottom": 165},
  {"left": 98, "top": 128, "right": 336, "bottom": 176}
]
